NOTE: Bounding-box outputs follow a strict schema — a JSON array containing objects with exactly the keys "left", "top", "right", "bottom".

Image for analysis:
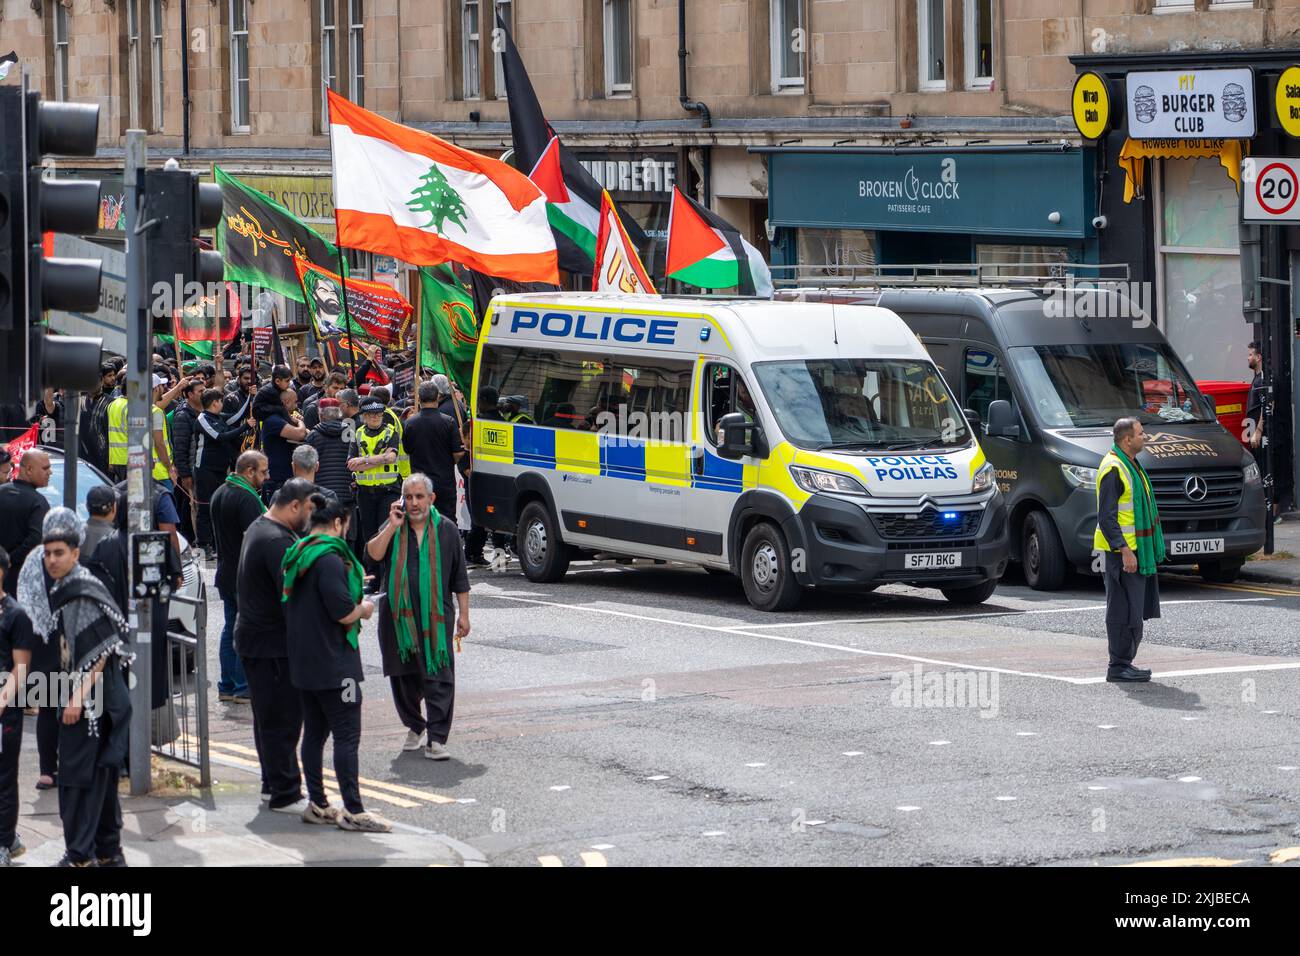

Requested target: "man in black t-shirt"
[
  {"left": 234, "top": 478, "right": 317, "bottom": 811},
  {"left": 0, "top": 546, "right": 37, "bottom": 865},
  {"left": 402, "top": 382, "right": 464, "bottom": 522},
  {"left": 209, "top": 451, "right": 268, "bottom": 702}
]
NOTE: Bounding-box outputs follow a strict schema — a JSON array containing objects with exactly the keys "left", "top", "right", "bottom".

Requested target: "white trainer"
[
  {"left": 402, "top": 730, "right": 424, "bottom": 752},
  {"left": 423, "top": 742, "right": 451, "bottom": 761}
]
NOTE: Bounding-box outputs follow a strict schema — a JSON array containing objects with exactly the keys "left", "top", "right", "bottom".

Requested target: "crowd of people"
[{"left": 0, "top": 342, "right": 481, "bottom": 862}]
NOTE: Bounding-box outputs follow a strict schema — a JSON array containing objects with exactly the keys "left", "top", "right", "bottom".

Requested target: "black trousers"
[
  {"left": 0, "top": 711, "right": 22, "bottom": 850},
  {"left": 58, "top": 766, "right": 122, "bottom": 864},
  {"left": 194, "top": 466, "right": 226, "bottom": 548},
  {"left": 1103, "top": 551, "right": 1161, "bottom": 669},
  {"left": 300, "top": 687, "right": 364, "bottom": 814},
  {"left": 175, "top": 479, "right": 197, "bottom": 546},
  {"left": 241, "top": 656, "right": 303, "bottom": 807},
  {"left": 390, "top": 664, "right": 456, "bottom": 745},
  {"left": 356, "top": 485, "right": 400, "bottom": 574},
  {"left": 36, "top": 705, "right": 58, "bottom": 778}
]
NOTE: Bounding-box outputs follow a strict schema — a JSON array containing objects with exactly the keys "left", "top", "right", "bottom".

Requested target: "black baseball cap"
[{"left": 86, "top": 485, "right": 117, "bottom": 515}]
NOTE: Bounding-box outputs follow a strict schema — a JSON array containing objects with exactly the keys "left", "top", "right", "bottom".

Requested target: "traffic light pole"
[{"left": 125, "top": 130, "right": 155, "bottom": 797}]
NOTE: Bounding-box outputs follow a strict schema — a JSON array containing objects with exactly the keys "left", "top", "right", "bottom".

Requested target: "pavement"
[
  {"left": 1238, "top": 514, "right": 1300, "bottom": 586},
  {"left": 10, "top": 538, "right": 1300, "bottom": 868}
]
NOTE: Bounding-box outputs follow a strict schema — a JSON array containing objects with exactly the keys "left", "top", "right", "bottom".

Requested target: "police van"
[{"left": 469, "top": 293, "right": 1011, "bottom": 611}]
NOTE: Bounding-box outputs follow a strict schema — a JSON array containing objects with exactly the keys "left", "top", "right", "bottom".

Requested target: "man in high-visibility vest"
[
  {"left": 105, "top": 391, "right": 129, "bottom": 482},
  {"left": 369, "top": 386, "right": 410, "bottom": 480},
  {"left": 1094, "top": 417, "right": 1164, "bottom": 683},
  {"left": 347, "top": 399, "right": 402, "bottom": 590}
]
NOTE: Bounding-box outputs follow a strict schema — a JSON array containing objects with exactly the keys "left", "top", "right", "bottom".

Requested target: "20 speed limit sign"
[{"left": 1242, "top": 157, "right": 1300, "bottom": 222}]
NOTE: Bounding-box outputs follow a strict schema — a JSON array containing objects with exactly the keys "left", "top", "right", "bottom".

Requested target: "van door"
[
  {"left": 961, "top": 345, "right": 1022, "bottom": 495},
  {"left": 683, "top": 361, "right": 761, "bottom": 564}
]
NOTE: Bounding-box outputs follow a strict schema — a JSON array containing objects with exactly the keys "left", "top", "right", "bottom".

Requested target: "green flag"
[
  {"left": 418, "top": 265, "right": 479, "bottom": 389},
  {"left": 215, "top": 167, "right": 341, "bottom": 303}
]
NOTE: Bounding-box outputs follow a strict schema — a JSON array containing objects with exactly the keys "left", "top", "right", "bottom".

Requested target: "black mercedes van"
[{"left": 778, "top": 287, "right": 1267, "bottom": 589}]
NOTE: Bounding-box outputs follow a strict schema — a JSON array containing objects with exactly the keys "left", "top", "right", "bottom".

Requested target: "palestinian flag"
[
  {"left": 328, "top": 90, "right": 558, "bottom": 285},
  {"left": 594, "top": 190, "right": 657, "bottom": 296},
  {"left": 497, "top": 12, "right": 646, "bottom": 274},
  {"left": 214, "top": 167, "right": 341, "bottom": 303},
  {"left": 666, "top": 186, "right": 773, "bottom": 298},
  {"left": 418, "top": 264, "right": 479, "bottom": 389}
]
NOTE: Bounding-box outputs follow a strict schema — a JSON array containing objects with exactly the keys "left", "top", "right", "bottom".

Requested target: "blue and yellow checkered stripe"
[{"left": 476, "top": 422, "right": 750, "bottom": 493}]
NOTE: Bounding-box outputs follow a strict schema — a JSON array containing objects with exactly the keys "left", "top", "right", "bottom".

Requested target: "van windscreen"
[
  {"left": 1006, "top": 343, "right": 1216, "bottom": 428},
  {"left": 752, "top": 358, "right": 970, "bottom": 451}
]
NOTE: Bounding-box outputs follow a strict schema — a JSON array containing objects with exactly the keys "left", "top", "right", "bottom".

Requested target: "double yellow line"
[{"left": 183, "top": 735, "right": 455, "bottom": 809}]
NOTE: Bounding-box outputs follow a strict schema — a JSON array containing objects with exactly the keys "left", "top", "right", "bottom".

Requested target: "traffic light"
[
  {"left": 145, "top": 163, "right": 223, "bottom": 333},
  {"left": 0, "top": 82, "right": 104, "bottom": 409}
]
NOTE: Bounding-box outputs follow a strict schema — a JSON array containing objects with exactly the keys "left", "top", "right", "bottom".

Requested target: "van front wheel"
[
  {"left": 740, "top": 522, "right": 802, "bottom": 612},
  {"left": 517, "top": 501, "right": 571, "bottom": 583},
  {"left": 940, "top": 580, "right": 998, "bottom": 605},
  {"left": 1022, "top": 510, "right": 1067, "bottom": 591}
]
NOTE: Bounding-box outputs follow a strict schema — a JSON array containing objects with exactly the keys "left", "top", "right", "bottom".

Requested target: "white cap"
[{"left": 152, "top": 374, "right": 167, "bottom": 389}]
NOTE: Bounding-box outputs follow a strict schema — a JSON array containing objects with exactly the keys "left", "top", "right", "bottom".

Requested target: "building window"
[
  {"left": 975, "top": 244, "right": 1068, "bottom": 278},
  {"left": 349, "top": 0, "right": 365, "bottom": 105},
  {"left": 1155, "top": 158, "right": 1243, "bottom": 382},
  {"left": 53, "top": 2, "right": 70, "bottom": 101},
  {"left": 230, "top": 0, "right": 251, "bottom": 131},
  {"left": 321, "top": 0, "right": 339, "bottom": 128},
  {"left": 917, "top": 0, "right": 945, "bottom": 91},
  {"left": 965, "top": 0, "right": 992, "bottom": 89},
  {"left": 150, "top": 0, "right": 165, "bottom": 130},
  {"left": 604, "top": 0, "right": 632, "bottom": 96},
  {"left": 127, "top": 1, "right": 142, "bottom": 128},
  {"left": 491, "top": 0, "right": 511, "bottom": 99},
  {"left": 462, "top": 0, "right": 482, "bottom": 100},
  {"left": 1153, "top": 0, "right": 1195, "bottom": 11},
  {"left": 770, "top": 0, "right": 804, "bottom": 93}
]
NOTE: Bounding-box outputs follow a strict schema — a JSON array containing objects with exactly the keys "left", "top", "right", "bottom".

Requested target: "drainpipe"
[
  {"left": 677, "top": 0, "right": 711, "bottom": 205},
  {"left": 180, "top": 0, "right": 191, "bottom": 155}
]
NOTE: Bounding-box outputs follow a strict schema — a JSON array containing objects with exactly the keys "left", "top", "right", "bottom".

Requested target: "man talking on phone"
[{"left": 367, "top": 474, "right": 470, "bottom": 761}]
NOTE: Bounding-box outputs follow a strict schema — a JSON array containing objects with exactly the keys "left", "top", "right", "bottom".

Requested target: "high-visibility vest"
[
  {"left": 383, "top": 407, "right": 410, "bottom": 479},
  {"left": 107, "top": 396, "right": 128, "bottom": 466},
  {"left": 504, "top": 411, "right": 533, "bottom": 425},
  {"left": 152, "top": 408, "right": 171, "bottom": 481},
  {"left": 355, "top": 425, "right": 400, "bottom": 487},
  {"left": 1093, "top": 451, "right": 1152, "bottom": 552}
]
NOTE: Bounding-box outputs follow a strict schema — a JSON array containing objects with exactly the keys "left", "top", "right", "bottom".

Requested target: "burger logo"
[
  {"left": 1222, "top": 82, "right": 1248, "bottom": 122},
  {"left": 1133, "top": 85, "right": 1157, "bottom": 123}
]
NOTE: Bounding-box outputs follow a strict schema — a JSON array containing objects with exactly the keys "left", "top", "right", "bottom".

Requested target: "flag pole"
[{"left": 325, "top": 90, "right": 357, "bottom": 382}]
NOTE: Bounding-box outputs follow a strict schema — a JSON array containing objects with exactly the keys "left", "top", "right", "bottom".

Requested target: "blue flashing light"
[
  {"left": 942, "top": 512, "right": 959, "bottom": 520},
  {"left": 700, "top": 327, "right": 711, "bottom": 342}
]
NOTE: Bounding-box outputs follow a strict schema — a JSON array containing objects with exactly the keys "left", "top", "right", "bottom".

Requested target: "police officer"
[
  {"left": 348, "top": 399, "right": 401, "bottom": 589},
  {"left": 369, "top": 386, "right": 410, "bottom": 482}
]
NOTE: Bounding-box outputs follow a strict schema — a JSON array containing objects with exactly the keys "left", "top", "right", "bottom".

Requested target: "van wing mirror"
[
  {"left": 986, "top": 399, "right": 1020, "bottom": 439},
  {"left": 963, "top": 408, "right": 981, "bottom": 432},
  {"left": 717, "top": 412, "right": 762, "bottom": 460}
]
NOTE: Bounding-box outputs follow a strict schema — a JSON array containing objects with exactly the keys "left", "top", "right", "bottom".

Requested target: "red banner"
[
  {"left": 173, "top": 281, "right": 243, "bottom": 343},
  {"left": 294, "top": 258, "right": 413, "bottom": 348},
  {"left": 5, "top": 422, "right": 40, "bottom": 466}
]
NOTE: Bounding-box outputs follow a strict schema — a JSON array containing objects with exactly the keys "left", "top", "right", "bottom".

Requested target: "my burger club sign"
[{"left": 1126, "top": 68, "right": 1255, "bottom": 139}]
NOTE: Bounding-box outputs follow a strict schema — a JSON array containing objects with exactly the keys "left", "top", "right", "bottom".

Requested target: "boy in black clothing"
[
  {"left": 0, "top": 546, "right": 36, "bottom": 866},
  {"left": 194, "top": 388, "right": 254, "bottom": 550}
]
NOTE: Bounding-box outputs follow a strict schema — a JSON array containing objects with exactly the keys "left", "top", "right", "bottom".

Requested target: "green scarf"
[
  {"left": 224, "top": 473, "right": 267, "bottom": 513},
  {"left": 280, "top": 533, "right": 366, "bottom": 648},
  {"left": 388, "top": 513, "right": 448, "bottom": 676},
  {"left": 1112, "top": 444, "right": 1166, "bottom": 575}
]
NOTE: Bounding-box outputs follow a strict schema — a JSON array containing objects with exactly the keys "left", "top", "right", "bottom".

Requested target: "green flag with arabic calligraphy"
[
  {"left": 418, "top": 264, "right": 479, "bottom": 390},
  {"left": 215, "top": 166, "right": 342, "bottom": 303}
]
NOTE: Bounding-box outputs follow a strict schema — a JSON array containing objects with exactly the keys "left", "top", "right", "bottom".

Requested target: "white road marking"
[
  {"left": 590, "top": 843, "right": 616, "bottom": 850},
  {"left": 1181, "top": 716, "right": 1202, "bottom": 721},
  {"left": 1087, "top": 786, "right": 1109, "bottom": 791},
  {"left": 804, "top": 820, "right": 826, "bottom": 827},
  {"left": 1276, "top": 766, "right": 1298, "bottom": 772},
  {"left": 645, "top": 774, "right": 670, "bottom": 781},
  {"left": 1178, "top": 776, "right": 1202, "bottom": 783},
  {"left": 744, "top": 762, "right": 767, "bottom": 768},
  {"left": 841, "top": 751, "right": 864, "bottom": 757},
  {"left": 478, "top": 587, "right": 1299, "bottom": 686},
  {"left": 701, "top": 830, "right": 726, "bottom": 837},
  {"left": 995, "top": 795, "right": 1017, "bottom": 801},
  {"left": 456, "top": 798, "right": 477, "bottom": 804},
  {"left": 896, "top": 805, "right": 922, "bottom": 812},
  {"left": 579, "top": 851, "right": 608, "bottom": 867},
  {"left": 1097, "top": 725, "right": 1117, "bottom": 729},
  {"left": 1016, "top": 732, "right": 1038, "bottom": 737},
  {"left": 549, "top": 785, "right": 571, "bottom": 792},
  {"left": 928, "top": 740, "right": 951, "bottom": 746},
  {"left": 1262, "top": 710, "right": 1279, "bottom": 714}
]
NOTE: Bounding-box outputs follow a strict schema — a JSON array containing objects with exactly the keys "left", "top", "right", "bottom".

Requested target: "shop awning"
[{"left": 1118, "top": 138, "right": 1247, "bottom": 203}]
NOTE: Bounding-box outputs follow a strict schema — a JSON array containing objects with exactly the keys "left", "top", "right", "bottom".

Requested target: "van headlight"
[
  {"left": 1244, "top": 462, "right": 1261, "bottom": 484},
  {"left": 972, "top": 462, "right": 995, "bottom": 493},
  {"left": 1061, "top": 464, "right": 1098, "bottom": 489},
  {"left": 790, "top": 465, "right": 868, "bottom": 496}
]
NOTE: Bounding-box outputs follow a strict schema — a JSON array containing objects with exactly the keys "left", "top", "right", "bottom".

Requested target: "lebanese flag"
[
  {"left": 593, "top": 190, "right": 657, "bottom": 296},
  {"left": 666, "top": 186, "right": 773, "bottom": 297},
  {"left": 327, "top": 90, "right": 558, "bottom": 284}
]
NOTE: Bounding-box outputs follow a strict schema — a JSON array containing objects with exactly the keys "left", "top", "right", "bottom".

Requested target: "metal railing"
[
  {"left": 769, "top": 261, "right": 1132, "bottom": 290},
  {"left": 152, "top": 591, "right": 210, "bottom": 788}
]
